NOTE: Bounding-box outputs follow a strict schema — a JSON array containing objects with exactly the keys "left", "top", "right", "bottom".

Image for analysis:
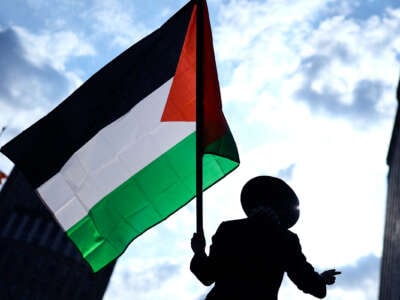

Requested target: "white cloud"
[
  {"left": 104, "top": 257, "right": 188, "bottom": 300},
  {"left": 291, "top": 10, "right": 399, "bottom": 122},
  {"left": 0, "top": 25, "right": 94, "bottom": 123},
  {"left": 13, "top": 26, "right": 96, "bottom": 72},
  {"left": 215, "top": 2, "right": 399, "bottom": 125},
  {"left": 83, "top": 0, "right": 148, "bottom": 48},
  {"left": 0, "top": 25, "right": 95, "bottom": 174},
  {"left": 214, "top": 0, "right": 330, "bottom": 61}
]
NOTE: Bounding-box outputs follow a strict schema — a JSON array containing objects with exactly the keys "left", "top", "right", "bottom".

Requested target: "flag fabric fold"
[{"left": 1, "top": 0, "right": 239, "bottom": 272}]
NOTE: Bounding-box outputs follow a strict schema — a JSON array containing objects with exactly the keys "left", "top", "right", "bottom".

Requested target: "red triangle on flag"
[
  {"left": 161, "top": 2, "right": 229, "bottom": 147},
  {"left": 161, "top": 5, "right": 197, "bottom": 122}
]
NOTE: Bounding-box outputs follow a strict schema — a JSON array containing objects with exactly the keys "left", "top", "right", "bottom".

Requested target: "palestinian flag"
[{"left": 0, "top": 0, "right": 239, "bottom": 272}]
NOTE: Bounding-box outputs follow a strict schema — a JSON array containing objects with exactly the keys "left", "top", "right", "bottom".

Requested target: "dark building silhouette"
[
  {"left": 0, "top": 168, "right": 115, "bottom": 299},
  {"left": 379, "top": 84, "right": 400, "bottom": 300}
]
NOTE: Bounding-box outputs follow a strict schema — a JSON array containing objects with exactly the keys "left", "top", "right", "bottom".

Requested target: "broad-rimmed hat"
[{"left": 241, "top": 176, "right": 300, "bottom": 228}]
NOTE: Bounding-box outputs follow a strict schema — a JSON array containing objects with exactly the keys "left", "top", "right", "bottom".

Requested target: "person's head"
[{"left": 240, "top": 176, "right": 300, "bottom": 228}]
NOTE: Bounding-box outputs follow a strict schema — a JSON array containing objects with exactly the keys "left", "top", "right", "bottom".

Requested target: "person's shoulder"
[
  {"left": 286, "top": 229, "right": 299, "bottom": 239},
  {"left": 282, "top": 229, "right": 302, "bottom": 247},
  {"left": 217, "top": 218, "right": 248, "bottom": 231},
  {"left": 221, "top": 218, "right": 248, "bottom": 226}
]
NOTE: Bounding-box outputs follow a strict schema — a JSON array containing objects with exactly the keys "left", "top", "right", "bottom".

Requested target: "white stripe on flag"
[{"left": 38, "top": 78, "right": 195, "bottom": 231}]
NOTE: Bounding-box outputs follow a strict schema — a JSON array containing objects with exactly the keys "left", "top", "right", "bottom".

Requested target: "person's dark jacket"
[{"left": 190, "top": 215, "right": 326, "bottom": 300}]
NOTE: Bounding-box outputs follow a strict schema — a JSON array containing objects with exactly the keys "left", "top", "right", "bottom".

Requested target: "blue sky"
[{"left": 1, "top": 0, "right": 400, "bottom": 299}]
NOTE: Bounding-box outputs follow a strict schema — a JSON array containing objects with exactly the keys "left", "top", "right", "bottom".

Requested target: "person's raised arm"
[{"left": 285, "top": 234, "right": 340, "bottom": 298}]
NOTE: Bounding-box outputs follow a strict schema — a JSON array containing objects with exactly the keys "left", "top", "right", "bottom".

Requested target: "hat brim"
[{"left": 241, "top": 176, "right": 300, "bottom": 228}]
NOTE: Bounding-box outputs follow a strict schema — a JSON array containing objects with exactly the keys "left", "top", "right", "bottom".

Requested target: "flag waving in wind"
[{"left": 1, "top": 0, "right": 239, "bottom": 272}]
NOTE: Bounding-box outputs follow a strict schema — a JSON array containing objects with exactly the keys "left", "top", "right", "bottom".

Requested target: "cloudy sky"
[{"left": 0, "top": 0, "right": 399, "bottom": 299}]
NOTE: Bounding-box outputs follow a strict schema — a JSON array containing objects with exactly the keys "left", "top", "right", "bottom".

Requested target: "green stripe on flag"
[{"left": 67, "top": 132, "right": 238, "bottom": 271}]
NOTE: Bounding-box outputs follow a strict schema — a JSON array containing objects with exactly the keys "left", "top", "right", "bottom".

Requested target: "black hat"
[{"left": 241, "top": 176, "right": 300, "bottom": 228}]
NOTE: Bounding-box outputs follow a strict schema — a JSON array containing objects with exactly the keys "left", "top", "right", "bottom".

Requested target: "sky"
[{"left": 0, "top": 0, "right": 399, "bottom": 299}]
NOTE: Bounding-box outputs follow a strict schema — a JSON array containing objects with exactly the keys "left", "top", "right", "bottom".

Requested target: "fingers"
[
  {"left": 324, "top": 276, "right": 336, "bottom": 285},
  {"left": 192, "top": 232, "right": 204, "bottom": 238},
  {"left": 321, "top": 269, "right": 341, "bottom": 285},
  {"left": 191, "top": 232, "right": 206, "bottom": 254},
  {"left": 325, "top": 269, "right": 341, "bottom": 275},
  {"left": 192, "top": 232, "right": 205, "bottom": 242}
]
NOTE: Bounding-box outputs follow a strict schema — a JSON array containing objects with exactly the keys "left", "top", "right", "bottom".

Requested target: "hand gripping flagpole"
[{"left": 195, "top": 0, "right": 205, "bottom": 236}]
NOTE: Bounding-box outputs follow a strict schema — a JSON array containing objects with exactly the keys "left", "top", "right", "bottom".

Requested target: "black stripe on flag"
[{"left": 1, "top": 1, "right": 195, "bottom": 188}]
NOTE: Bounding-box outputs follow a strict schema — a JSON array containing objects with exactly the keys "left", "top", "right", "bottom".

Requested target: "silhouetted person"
[{"left": 191, "top": 176, "right": 340, "bottom": 300}]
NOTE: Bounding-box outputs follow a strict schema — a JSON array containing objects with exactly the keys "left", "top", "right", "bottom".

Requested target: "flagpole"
[{"left": 196, "top": 0, "right": 204, "bottom": 235}]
